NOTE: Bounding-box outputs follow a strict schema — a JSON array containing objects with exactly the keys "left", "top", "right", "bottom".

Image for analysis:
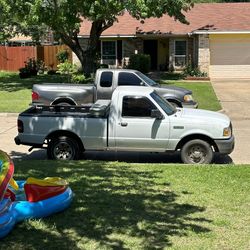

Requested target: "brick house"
[{"left": 76, "top": 3, "right": 250, "bottom": 79}]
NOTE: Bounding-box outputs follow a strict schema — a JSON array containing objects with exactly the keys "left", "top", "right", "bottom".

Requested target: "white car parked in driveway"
[{"left": 15, "top": 86, "right": 234, "bottom": 164}]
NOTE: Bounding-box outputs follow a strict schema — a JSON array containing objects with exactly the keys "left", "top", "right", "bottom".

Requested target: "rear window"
[{"left": 100, "top": 72, "right": 113, "bottom": 87}]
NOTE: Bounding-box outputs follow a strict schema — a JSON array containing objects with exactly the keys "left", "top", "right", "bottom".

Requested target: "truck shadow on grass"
[
  {"left": 9, "top": 150, "right": 233, "bottom": 164},
  {"left": 83, "top": 151, "right": 233, "bottom": 164},
  {"left": 2, "top": 160, "right": 212, "bottom": 250}
]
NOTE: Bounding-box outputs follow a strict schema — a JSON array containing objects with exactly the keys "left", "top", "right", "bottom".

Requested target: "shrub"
[
  {"left": 127, "top": 54, "right": 151, "bottom": 73},
  {"left": 71, "top": 74, "right": 86, "bottom": 84},
  {"left": 19, "top": 58, "right": 45, "bottom": 78},
  {"left": 183, "top": 65, "right": 208, "bottom": 77},
  {"left": 56, "top": 50, "right": 69, "bottom": 63},
  {"left": 57, "top": 60, "right": 77, "bottom": 82}
]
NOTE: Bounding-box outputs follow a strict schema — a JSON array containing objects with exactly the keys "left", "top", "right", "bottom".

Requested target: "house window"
[
  {"left": 174, "top": 40, "right": 187, "bottom": 67},
  {"left": 102, "top": 41, "right": 116, "bottom": 60}
]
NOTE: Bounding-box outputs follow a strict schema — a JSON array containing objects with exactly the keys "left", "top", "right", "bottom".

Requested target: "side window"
[
  {"left": 122, "top": 96, "right": 157, "bottom": 117},
  {"left": 118, "top": 72, "right": 142, "bottom": 86},
  {"left": 100, "top": 72, "right": 113, "bottom": 87}
]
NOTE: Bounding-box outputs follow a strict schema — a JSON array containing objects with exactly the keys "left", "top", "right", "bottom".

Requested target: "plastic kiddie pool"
[{"left": 0, "top": 150, "right": 73, "bottom": 238}]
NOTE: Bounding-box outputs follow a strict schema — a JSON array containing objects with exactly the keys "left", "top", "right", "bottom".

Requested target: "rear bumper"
[
  {"left": 182, "top": 101, "right": 198, "bottom": 109},
  {"left": 14, "top": 136, "right": 43, "bottom": 148},
  {"left": 214, "top": 136, "right": 235, "bottom": 154}
]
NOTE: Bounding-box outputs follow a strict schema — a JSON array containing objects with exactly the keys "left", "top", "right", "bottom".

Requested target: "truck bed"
[{"left": 21, "top": 100, "right": 111, "bottom": 118}]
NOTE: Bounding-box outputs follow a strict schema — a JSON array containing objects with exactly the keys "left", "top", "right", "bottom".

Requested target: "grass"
[
  {"left": 1, "top": 161, "right": 249, "bottom": 249},
  {"left": 166, "top": 81, "right": 221, "bottom": 111},
  {"left": 0, "top": 71, "right": 67, "bottom": 112},
  {"left": 0, "top": 71, "right": 221, "bottom": 113}
]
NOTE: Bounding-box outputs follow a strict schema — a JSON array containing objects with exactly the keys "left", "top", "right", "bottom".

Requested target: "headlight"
[
  {"left": 223, "top": 126, "right": 232, "bottom": 137},
  {"left": 183, "top": 94, "right": 193, "bottom": 102}
]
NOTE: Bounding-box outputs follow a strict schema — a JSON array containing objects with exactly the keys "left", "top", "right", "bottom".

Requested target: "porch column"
[
  {"left": 169, "top": 38, "right": 175, "bottom": 71},
  {"left": 198, "top": 34, "right": 210, "bottom": 74}
]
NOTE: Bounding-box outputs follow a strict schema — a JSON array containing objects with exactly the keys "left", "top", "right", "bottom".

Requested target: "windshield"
[
  {"left": 136, "top": 72, "right": 159, "bottom": 87},
  {"left": 150, "top": 91, "right": 176, "bottom": 115}
]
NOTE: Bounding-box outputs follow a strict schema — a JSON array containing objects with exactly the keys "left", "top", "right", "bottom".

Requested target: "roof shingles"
[{"left": 79, "top": 3, "right": 250, "bottom": 37}]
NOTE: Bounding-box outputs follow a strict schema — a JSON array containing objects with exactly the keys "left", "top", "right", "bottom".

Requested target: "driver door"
[{"left": 115, "top": 95, "right": 170, "bottom": 151}]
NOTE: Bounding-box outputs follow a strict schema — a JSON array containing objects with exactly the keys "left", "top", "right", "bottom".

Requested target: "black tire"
[
  {"left": 168, "top": 100, "right": 181, "bottom": 108},
  {"left": 47, "top": 136, "right": 80, "bottom": 160},
  {"left": 181, "top": 139, "right": 213, "bottom": 164}
]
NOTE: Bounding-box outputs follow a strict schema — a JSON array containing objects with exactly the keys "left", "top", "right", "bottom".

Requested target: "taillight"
[
  {"left": 17, "top": 119, "right": 24, "bottom": 133},
  {"left": 32, "top": 91, "right": 39, "bottom": 100}
]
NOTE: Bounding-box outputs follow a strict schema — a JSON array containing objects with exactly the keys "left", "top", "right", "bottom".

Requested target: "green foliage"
[
  {"left": 56, "top": 50, "right": 70, "bottom": 63},
  {"left": 128, "top": 54, "right": 151, "bottom": 73},
  {"left": 19, "top": 58, "right": 45, "bottom": 78},
  {"left": 1, "top": 0, "right": 194, "bottom": 75},
  {"left": 71, "top": 73, "right": 86, "bottom": 84},
  {"left": 57, "top": 60, "right": 77, "bottom": 82},
  {"left": 183, "top": 64, "right": 208, "bottom": 77}
]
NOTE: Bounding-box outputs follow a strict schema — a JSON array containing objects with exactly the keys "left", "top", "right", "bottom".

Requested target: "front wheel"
[
  {"left": 47, "top": 136, "right": 80, "bottom": 160},
  {"left": 181, "top": 139, "right": 213, "bottom": 164}
]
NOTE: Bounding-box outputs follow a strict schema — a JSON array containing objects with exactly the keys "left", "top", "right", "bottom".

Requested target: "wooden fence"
[{"left": 0, "top": 45, "right": 72, "bottom": 71}]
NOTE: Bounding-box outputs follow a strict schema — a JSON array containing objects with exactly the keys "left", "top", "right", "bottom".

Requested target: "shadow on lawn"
[
  {"left": 0, "top": 74, "right": 67, "bottom": 92},
  {"left": 2, "top": 160, "right": 212, "bottom": 249}
]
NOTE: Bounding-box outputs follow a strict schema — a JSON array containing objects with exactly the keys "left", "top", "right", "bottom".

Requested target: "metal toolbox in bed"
[{"left": 89, "top": 100, "right": 111, "bottom": 117}]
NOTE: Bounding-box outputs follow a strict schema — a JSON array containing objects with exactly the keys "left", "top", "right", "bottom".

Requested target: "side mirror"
[
  {"left": 140, "top": 82, "right": 145, "bottom": 86},
  {"left": 151, "top": 109, "right": 164, "bottom": 120}
]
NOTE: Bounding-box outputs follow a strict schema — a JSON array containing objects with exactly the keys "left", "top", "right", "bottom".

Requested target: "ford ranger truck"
[{"left": 15, "top": 86, "right": 234, "bottom": 164}]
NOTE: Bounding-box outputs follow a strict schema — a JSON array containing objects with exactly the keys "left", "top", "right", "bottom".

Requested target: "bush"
[
  {"left": 56, "top": 50, "right": 69, "bottom": 63},
  {"left": 19, "top": 58, "right": 45, "bottom": 78},
  {"left": 183, "top": 65, "right": 208, "bottom": 77},
  {"left": 127, "top": 54, "right": 151, "bottom": 73},
  {"left": 57, "top": 60, "right": 78, "bottom": 82},
  {"left": 71, "top": 74, "right": 86, "bottom": 84}
]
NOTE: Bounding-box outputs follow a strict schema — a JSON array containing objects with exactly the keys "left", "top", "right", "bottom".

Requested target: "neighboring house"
[
  {"left": 76, "top": 3, "right": 250, "bottom": 79},
  {"left": 7, "top": 35, "right": 35, "bottom": 46}
]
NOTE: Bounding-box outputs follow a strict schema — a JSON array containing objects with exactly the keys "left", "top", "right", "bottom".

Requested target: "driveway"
[{"left": 212, "top": 79, "right": 250, "bottom": 164}]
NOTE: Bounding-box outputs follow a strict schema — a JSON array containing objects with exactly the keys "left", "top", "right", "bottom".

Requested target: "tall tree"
[{"left": 5, "top": 0, "right": 194, "bottom": 76}]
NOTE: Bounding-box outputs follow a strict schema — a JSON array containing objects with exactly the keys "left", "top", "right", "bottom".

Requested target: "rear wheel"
[
  {"left": 181, "top": 139, "right": 213, "bottom": 164},
  {"left": 47, "top": 136, "right": 80, "bottom": 160}
]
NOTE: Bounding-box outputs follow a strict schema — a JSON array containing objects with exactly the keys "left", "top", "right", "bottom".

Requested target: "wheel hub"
[
  {"left": 188, "top": 146, "right": 206, "bottom": 163},
  {"left": 54, "top": 142, "right": 73, "bottom": 160}
]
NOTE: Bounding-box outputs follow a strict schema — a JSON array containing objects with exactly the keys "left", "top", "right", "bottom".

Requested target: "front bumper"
[
  {"left": 182, "top": 100, "right": 198, "bottom": 109},
  {"left": 214, "top": 136, "right": 235, "bottom": 154}
]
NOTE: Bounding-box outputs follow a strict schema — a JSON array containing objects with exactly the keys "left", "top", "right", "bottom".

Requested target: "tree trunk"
[{"left": 60, "top": 20, "right": 111, "bottom": 77}]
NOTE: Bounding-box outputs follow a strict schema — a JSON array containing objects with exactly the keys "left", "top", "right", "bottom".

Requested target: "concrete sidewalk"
[{"left": 0, "top": 113, "right": 47, "bottom": 160}]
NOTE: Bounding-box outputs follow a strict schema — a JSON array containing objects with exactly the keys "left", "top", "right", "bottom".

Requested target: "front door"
[
  {"left": 144, "top": 40, "right": 158, "bottom": 70},
  {"left": 115, "top": 95, "right": 170, "bottom": 151}
]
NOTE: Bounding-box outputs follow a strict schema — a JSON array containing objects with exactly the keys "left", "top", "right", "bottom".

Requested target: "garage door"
[{"left": 209, "top": 34, "right": 250, "bottom": 79}]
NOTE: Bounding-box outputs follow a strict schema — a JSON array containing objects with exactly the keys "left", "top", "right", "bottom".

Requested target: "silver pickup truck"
[
  {"left": 32, "top": 69, "right": 198, "bottom": 108},
  {"left": 16, "top": 86, "right": 234, "bottom": 164}
]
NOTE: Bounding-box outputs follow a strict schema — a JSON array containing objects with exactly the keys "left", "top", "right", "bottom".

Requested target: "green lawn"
[
  {"left": 162, "top": 80, "right": 221, "bottom": 111},
  {"left": 0, "top": 71, "right": 67, "bottom": 112},
  {"left": 0, "top": 71, "right": 221, "bottom": 113},
  {"left": 1, "top": 161, "right": 249, "bottom": 249}
]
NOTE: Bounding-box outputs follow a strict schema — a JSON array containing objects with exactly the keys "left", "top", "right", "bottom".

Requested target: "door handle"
[{"left": 119, "top": 122, "right": 128, "bottom": 127}]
